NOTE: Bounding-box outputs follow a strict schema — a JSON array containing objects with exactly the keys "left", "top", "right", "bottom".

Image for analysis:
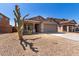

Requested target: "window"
[
  {"left": 5, "top": 28, "right": 8, "bottom": 32},
  {"left": 0, "top": 15, "right": 2, "bottom": 21},
  {"left": 28, "top": 24, "right": 33, "bottom": 30},
  {"left": 0, "top": 28, "right": 2, "bottom": 33},
  {"left": 6, "top": 18, "right": 9, "bottom": 21},
  {"left": 6, "top": 18, "right": 9, "bottom": 23}
]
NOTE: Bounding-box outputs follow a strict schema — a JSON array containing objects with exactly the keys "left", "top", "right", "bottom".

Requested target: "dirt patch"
[{"left": 0, "top": 33, "right": 79, "bottom": 56}]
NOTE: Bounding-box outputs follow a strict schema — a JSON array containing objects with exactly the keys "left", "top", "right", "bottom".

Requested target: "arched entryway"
[{"left": 35, "top": 24, "right": 40, "bottom": 33}]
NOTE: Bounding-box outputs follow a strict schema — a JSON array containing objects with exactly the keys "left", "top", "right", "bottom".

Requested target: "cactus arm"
[
  {"left": 13, "top": 5, "right": 29, "bottom": 40},
  {"left": 13, "top": 10, "right": 19, "bottom": 20},
  {"left": 17, "top": 8, "right": 21, "bottom": 17},
  {"left": 14, "top": 18, "right": 18, "bottom": 31},
  {"left": 23, "top": 14, "right": 29, "bottom": 20}
]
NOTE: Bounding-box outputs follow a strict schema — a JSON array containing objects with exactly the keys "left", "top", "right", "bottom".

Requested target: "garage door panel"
[{"left": 44, "top": 24, "right": 57, "bottom": 33}]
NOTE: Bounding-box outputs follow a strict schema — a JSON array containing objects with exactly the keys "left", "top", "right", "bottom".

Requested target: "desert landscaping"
[{"left": 0, "top": 33, "right": 79, "bottom": 56}]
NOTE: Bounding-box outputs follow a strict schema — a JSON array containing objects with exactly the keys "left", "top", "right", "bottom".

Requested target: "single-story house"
[
  {"left": 53, "top": 19, "right": 77, "bottom": 32},
  {"left": 23, "top": 16, "right": 58, "bottom": 34},
  {"left": 74, "top": 24, "right": 79, "bottom": 32},
  {"left": 14, "top": 16, "right": 77, "bottom": 34}
]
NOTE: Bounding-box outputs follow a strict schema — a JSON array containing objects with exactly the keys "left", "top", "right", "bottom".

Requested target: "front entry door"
[{"left": 35, "top": 24, "right": 39, "bottom": 33}]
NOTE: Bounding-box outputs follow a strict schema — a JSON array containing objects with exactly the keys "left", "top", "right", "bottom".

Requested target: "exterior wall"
[
  {"left": 32, "top": 23, "right": 35, "bottom": 33},
  {"left": 57, "top": 25, "right": 63, "bottom": 32},
  {"left": 40, "top": 21, "right": 57, "bottom": 33},
  {"left": 44, "top": 24, "right": 57, "bottom": 33},
  {"left": 0, "top": 15, "right": 12, "bottom": 33},
  {"left": 24, "top": 20, "right": 58, "bottom": 33},
  {"left": 40, "top": 23, "right": 44, "bottom": 32},
  {"left": 74, "top": 26, "right": 79, "bottom": 32},
  {"left": 57, "top": 25, "right": 75, "bottom": 32}
]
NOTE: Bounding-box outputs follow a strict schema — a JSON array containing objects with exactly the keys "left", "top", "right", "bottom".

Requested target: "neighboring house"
[
  {"left": 23, "top": 16, "right": 58, "bottom": 34},
  {"left": 74, "top": 24, "right": 79, "bottom": 32},
  {"left": 0, "top": 13, "right": 12, "bottom": 33},
  {"left": 53, "top": 19, "right": 77, "bottom": 32}
]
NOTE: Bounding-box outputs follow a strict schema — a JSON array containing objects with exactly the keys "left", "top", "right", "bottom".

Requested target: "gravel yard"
[{"left": 0, "top": 33, "right": 79, "bottom": 56}]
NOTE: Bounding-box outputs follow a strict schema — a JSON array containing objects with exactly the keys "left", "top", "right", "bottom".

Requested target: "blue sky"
[{"left": 0, "top": 3, "right": 79, "bottom": 26}]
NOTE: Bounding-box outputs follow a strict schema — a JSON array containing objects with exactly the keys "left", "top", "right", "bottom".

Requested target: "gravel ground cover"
[{"left": 0, "top": 33, "right": 79, "bottom": 56}]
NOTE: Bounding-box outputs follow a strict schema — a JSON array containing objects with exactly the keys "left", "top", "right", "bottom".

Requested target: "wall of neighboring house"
[
  {"left": 57, "top": 25, "right": 75, "bottom": 32},
  {"left": 0, "top": 14, "right": 12, "bottom": 33},
  {"left": 57, "top": 25, "right": 63, "bottom": 32}
]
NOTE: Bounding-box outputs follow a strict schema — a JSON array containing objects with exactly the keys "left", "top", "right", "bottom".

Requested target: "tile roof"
[
  {"left": 28, "top": 16, "right": 46, "bottom": 21},
  {"left": 25, "top": 16, "right": 77, "bottom": 25},
  {"left": 0, "top": 13, "right": 9, "bottom": 20}
]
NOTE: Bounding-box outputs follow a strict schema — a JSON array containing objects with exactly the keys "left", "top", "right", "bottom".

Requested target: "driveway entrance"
[{"left": 51, "top": 33, "right": 79, "bottom": 41}]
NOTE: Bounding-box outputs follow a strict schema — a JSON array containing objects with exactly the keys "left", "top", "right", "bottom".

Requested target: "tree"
[
  {"left": 13, "top": 5, "right": 38, "bottom": 52},
  {"left": 13, "top": 5, "right": 29, "bottom": 40}
]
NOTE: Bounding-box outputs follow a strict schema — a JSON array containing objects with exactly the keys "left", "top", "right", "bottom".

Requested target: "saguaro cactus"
[
  {"left": 13, "top": 5, "right": 28, "bottom": 40},
  {"left": 13, "top": 5, "right": 38, "bottom": 52}
]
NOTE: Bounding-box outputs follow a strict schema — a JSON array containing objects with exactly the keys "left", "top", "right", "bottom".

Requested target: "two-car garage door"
[{"left": 44, "top": 24, "right": 57, "bottom": 33}]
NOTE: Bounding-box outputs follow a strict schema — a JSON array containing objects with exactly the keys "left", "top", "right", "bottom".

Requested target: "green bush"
[{"left": 28, "top": 30, "right": 32, "bottom": 35}]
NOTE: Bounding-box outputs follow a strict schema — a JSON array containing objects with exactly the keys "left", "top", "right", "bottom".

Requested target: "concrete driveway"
[{"left": 51, "top": 33, "right": 79, "bottom": 41}]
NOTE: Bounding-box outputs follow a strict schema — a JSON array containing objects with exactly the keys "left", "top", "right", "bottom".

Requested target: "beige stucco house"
[
  {"left": 53, "top": 19, "right": 77, "bottom": 32},
  {"left": 23, "top": 16, "right": 58, "bottom": 34},
  {"left": 14, "top": 16, "right": 77, "bottom": 34}
]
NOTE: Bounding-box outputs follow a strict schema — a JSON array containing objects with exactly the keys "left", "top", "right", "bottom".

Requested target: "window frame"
[{"left": 0, "top": 15, "right": 3, "bottom": 21}]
